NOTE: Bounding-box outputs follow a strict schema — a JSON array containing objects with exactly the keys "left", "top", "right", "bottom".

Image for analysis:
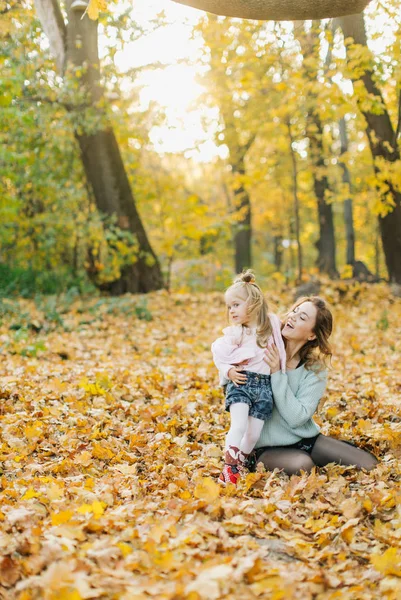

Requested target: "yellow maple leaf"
[
  {"left": 51, "top": 510, "right": 74, "bottom": 526},
  {"left": 46, "top": 483, "right": 64, "bottom": 501},
  {"left": 92, "top": 442, "right": 114, "bottom": 461},
  {"left": 116, "top": 542, "right": 133, "bottom": 557},
  {"left": 193, "top": 477, "right": 220, "bottom": 503},
  {"left": 371, "top": 547, "right": 401, "bottom": 577},
  {"left": 24, "top": 422, "right": 43, "bottom": 439},
  {"left": 77, "top": 503, "right": 93, "bottom": 515},
  {"left": 77, "top": 501, "right": 105, "bottom": 519},
  {"left": 251, "top": 575, "right": 287, "bottom": 598},
  {"left": 79, "top": 378, "right": 106, "bottom": 396},
  {"left": 92, "top": 500, "right": 105, "bottom": 518},
  {"left": 74, "top": 450, "right": 92, "bottom": 466},
  {"left": 153, "top": 550, "right": 175, "bottom": 571},
  {"left": 21, "top": 487, "right": 41, "bottom": 500}
]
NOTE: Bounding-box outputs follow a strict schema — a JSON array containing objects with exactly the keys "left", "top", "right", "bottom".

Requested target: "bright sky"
[
  {"left": 113, "top": 0, "right": 225, "bottom": 161},
  {"left": 111, "top": 0, "right": 394, "bottom": 162}
]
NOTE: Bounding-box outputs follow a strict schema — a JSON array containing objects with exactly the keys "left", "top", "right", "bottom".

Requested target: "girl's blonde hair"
[{"left": 225, "top": 270, "right": 272, "bottom": 347}]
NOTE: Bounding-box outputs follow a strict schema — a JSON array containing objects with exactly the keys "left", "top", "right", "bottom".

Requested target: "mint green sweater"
[{"left": 255, "top": 365, "right": 327, "bottom": 448}]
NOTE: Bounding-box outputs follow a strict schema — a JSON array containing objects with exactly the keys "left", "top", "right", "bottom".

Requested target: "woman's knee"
[
  {"left": 258, "top": 450, "right": 315, "bottom": 476},
  {"left": 358, "top": 453, "right": 379, "bottom": 471},
  {"left": 289, "top": 454, "right": 315, "bottom": 475}
]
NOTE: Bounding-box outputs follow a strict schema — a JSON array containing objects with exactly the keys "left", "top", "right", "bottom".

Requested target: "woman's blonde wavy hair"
[{"left": 225, "top": 270, "right": 272, "bottom": 348}]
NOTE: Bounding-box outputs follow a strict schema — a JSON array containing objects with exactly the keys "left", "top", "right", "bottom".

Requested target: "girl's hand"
[
  {"left": 264, "top": 343, "right": 281, "bottom": 374},
  {"left": 228, "top": 366, "right": 247, "bottom": 387}
]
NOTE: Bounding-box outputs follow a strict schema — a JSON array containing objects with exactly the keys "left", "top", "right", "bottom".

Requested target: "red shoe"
[{"left": 218, "top": 464, "right": 241, "bottom": 486}]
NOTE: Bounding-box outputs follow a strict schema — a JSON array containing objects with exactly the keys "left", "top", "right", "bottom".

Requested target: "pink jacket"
[{"left": 211, "top": 313, "right": 286, "bottom": 385}]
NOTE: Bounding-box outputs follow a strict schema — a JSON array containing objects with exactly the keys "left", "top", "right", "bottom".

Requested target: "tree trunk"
[
  {"left": 232, "top": 157, "right": 252, "bottom": 273},
  {"left": 35, "top": 0, "right": 163, "bottom": 293},
  {"left": 308, "top": 114, "right": 338, "bottom": 277},
  {"left": 297, "top": 24, "right": 338, "bottom": 278},
  {"left": 286, "top": 119, "right": 303, "bottom": 282},
  {"left": 273, "top": 235, "right": 283, "bottom": 271},
  {"left": 33, "top": 0, "right": 66, "bottom": 72},
  {"left": 173, "top": 0, "right": 371, "bottom": 21},
  {"left": 337, "top": 13, "right": 401, "bottom": 285},
  {"left": 76, "top": 129, "right": 163, "bottom": 293},
  {"left": 338, "top": 117, "right": 355, "bottom": 265},
  {"left": 375, "top": 221, "right": 380, "bottom": 279}
]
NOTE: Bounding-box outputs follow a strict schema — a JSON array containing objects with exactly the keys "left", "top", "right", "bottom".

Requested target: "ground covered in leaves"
[{"left": 0, "top": 283, "right": 401, "bottom": 600}]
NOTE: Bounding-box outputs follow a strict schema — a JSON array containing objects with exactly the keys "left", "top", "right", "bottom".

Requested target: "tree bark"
[
  {"left": 286, "top": 119, "right": 303, "bottom": 282},
  {"left": 232, "top": 156, "right": 252, "bottom": 273},
  {"left": 273, "top": 235, "right": 283, "bottom": 271},
  {"left": 338, "top": 117, "right": 355, "bottom": 265},
  {"left": 297, "top": 24, "right": 338, "bottom": 278},
  {"left": 309, "top": 117, "right": 338, "bottom": 278},
  {"left": 35, "top": 0, "right": 163, "bottom": 293},
  {"left": 173, "top": 0, "right": 370, "bottom": 21},
  {"left": 33, "top": 0, "right": 66, "bottom": 72},
  {"left": 337, "top": 13, "right": 401, "bottom": 285}
]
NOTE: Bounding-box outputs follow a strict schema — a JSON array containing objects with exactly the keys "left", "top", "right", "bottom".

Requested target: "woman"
[{"left": 248, "top": 296, "right": 378, "bottom": 475}]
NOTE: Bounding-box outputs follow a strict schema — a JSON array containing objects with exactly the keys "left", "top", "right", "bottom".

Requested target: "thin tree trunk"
[
  {"left": 375, "top": 221, "right": 380, "bottom": 279},
  {"left": 232, "top": 156, "right": 252, "bottom": 273},
  {"left": 288, "top": 222, "right": 295, "bottom": 279},
  {"left": 273, "top": 235, "right": 283, "bottom": 271},
  {"left": 297, "top": 24, "right": 338, "bottom": 278},
  {"left": 338, "top": 117, "right": 355, "bottom": 265},
  {"left": 286, "top": 119, "right": 303, "bottom": 282},
  {"left": 308, "top": 114, "right": 339, "bottom": 278},
  {"left": 337, "top": 13, "right": 401, "bottom": 284}
]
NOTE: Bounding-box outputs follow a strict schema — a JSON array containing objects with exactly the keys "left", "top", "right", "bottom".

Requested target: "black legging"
[{"left": 257, "top": 434, "right": 378, "bottom": 475}]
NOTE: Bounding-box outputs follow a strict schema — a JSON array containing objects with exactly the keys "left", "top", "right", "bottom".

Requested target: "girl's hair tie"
[{"left": 234, "top": 269, "right": 257, "bottom": 285}]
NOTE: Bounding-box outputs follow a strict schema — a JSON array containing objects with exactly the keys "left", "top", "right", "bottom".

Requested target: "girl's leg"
[
  {"left": 310, "top": 434, "right": 378, "bottom": 470},
  {"left": 240, "top": 416, "right": 265, "bottom": 455},
  {"left": 225, "top": 403, "right": 249, "bottom": 461},
  {"left": 220, "top": 403, "right": 250, "bottom": 485},
  {"left": 257, "top": 448, "right": 315, "bottom": 475}
]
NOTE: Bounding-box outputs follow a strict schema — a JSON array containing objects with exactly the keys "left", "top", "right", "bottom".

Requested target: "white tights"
[{"left": 226, "top": 403, "right": 264, "bottom": 455}]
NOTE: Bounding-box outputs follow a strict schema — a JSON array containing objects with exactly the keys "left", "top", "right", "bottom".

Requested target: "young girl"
[{"left": 211, "top": 271, "right": 286, "bottom": 485}]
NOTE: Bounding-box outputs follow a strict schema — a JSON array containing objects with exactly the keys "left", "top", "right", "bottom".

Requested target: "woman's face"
[{"left": 282, "top": 301, "right": 318, "bottom": 343}]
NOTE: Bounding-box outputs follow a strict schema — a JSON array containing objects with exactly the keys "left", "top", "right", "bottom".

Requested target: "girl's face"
[
  {"left": 282, "top": 301, "right": 317, "bottom": 343},
  {"left": 225, "top": 290, "right": 249, "bottom": 325}
]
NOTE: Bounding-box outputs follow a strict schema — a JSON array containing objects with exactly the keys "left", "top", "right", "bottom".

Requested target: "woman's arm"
[{"left": 271, "top": 369, "right": 327, "bottom": 428}]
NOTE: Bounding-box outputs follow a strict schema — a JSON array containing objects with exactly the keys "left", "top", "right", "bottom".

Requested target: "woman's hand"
[
  {"left": 264, "top": 343, "right": 281, "bottom": 374},
  {"left": 228, "top": 366, "right": 247, "bottom": 387}
]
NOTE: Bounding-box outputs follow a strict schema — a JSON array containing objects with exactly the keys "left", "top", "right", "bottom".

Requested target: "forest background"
[{"left": 1, "top": 0, "right": 401, "bottom": 297}]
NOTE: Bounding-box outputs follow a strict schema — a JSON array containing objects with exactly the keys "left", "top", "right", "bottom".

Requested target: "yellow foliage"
[
  {"left": 87, "top": 0, "right": 107, "bottom": 20},
  {"left": 371, "top": 548, "right": 401, "bottom": 577},
  {"left": 92, "top": 442, "right": 114, "bottom": 461},
  {"left": 193, "top": 477, "right": 220, "bottom": 502},
  {"left": 51, "top": 510, "right": 74, "bottom": 526}
]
